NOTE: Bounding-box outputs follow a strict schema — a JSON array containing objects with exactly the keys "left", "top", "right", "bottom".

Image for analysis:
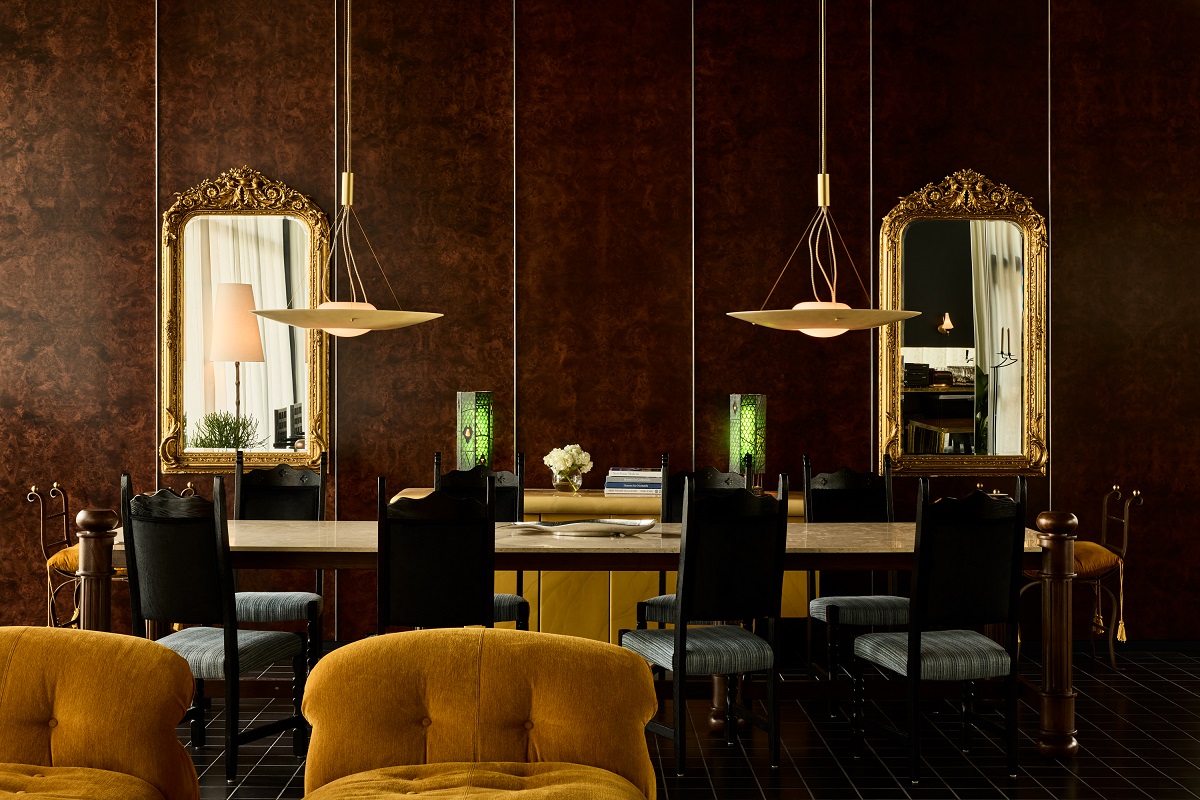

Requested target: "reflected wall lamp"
[
  {"left": 938, "top": 313, "right": 954, "bottom": 335},
  {"left": 456, "top": 391, "right": 494, "bottom": 470},
  {"left": 254, "top": 0, "right": 441, "bottom": 337},
  {"left": 727, "top": 0, "right": 918, "bottom": 337},
  {"left": 210, "top": 283, "right": 265, "bottom": 419},
  {"left": 729, "top": 394, "right": 766, "bottom": 491}
]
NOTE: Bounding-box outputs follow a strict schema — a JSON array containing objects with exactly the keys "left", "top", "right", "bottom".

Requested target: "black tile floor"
[{"left": 182, "top": 650, "right": 1200, "bottom": 799}]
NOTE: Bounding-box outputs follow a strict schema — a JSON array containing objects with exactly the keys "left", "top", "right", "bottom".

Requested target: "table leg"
[{"left": 1036, "top": 511, "right": 1079, "bottom": 756}]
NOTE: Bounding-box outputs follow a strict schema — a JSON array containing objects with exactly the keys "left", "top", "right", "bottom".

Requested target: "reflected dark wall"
[{"left": 2, "top": 0, "right": 1197, "bottom": 642}]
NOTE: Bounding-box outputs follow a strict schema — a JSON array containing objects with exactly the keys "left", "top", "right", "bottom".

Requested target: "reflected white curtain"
[
  {"left": 970, "top": 220, "right": 1023, "bottom": 455},
  {"left": 182, "top": 217, "right": 308, "bottom": 446}
]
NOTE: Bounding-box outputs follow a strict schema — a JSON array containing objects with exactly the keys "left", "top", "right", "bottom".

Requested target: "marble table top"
[{"left": 203, "top": 519, "right": 1040, "bottom": 556}]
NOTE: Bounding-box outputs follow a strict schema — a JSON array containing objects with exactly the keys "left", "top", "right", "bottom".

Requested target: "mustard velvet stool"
[
  {"left": 303, "top": 628, "right": 658, "bottom": 799},
  {"left": 0, "top": 626, "right": 199, "bottom": 800}
]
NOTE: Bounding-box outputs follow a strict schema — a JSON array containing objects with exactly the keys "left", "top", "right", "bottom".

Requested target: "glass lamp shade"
[
  {"left": 456, "top": 391, "right": 494, "bottom": 470},
  {"left": 729, "top": 393, "right": 766, "bottom": 487}
]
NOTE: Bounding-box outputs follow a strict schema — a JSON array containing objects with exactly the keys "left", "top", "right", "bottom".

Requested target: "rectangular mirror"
[
  {"left": 160, "top": 167, "right": 330, "bottom": 473},
  {"left": 878, "top": 170, "right": 1046, "bottom": 475}
]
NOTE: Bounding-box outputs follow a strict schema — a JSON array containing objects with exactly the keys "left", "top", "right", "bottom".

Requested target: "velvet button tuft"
[
  {"left": 47, "top": 719, "right": 58, "bottom": 728},
  {"left": 524, "top": 720, "right": 534, "bottom": 730},
  {"left": 421, "top": 717, "right": 432, "bottom": 727}
]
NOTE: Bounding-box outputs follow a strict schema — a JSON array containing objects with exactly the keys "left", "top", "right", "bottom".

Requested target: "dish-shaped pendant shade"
[
  {"left": 727, "top": 304, "right": 918, "bottom": 334},
  {"left": 253, "top": 302, "right": 442, "bottom": 337}
]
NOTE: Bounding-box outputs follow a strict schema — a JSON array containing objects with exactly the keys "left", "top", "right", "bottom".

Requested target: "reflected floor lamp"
[{"left": 211, "top": 283, "right": 265, "bottom": 419}]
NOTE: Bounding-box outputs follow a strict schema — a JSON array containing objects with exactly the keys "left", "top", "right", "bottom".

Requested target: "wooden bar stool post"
[
  {"left": 75, "top": 509, "right": 118, "bottom": 632},
  {"left": 1036, "top": 510, "right": 1079, "bottom": 756}
]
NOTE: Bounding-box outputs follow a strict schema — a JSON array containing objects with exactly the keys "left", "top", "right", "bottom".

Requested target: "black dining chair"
[
  {"left": 122, "top": 474, "right": 308, "bottom": 784},
  {"left": 378, "top": 476, "right": 497, "bottom": 632},
  {"left": 851, "top": 477, "right": 1027, "bottom": 784},
  {"left": 432, "top": 451, "right": 529, "bottom": 629},
  {"left": 635, "top": 453, "right": 747, "bottom": 629},
  {"left": 620, "top": 474, "right": 789, "bottom": 776},
  {"left": 804, "top": 454, "right": 907, "bottom": 707},
  {"left": 233, "top": 450, "right": 326, "bottom": 669}
]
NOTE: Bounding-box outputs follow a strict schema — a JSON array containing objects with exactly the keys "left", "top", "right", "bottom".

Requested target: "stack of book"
[{"left": 603, "top": 467, "right": 663, "bottom": 496}]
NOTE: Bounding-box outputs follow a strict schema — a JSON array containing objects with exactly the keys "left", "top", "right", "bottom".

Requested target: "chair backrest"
[
  {"left": 234, "top": 450, "right": 327, "bottom": 520},
  {"left": 676, "top": 474, "right": 789, "bottom": 625},
  {"left": 1099, "top": 484, "right": 1142, "bottom": 558},
  {"left": 378, "top": 477, "right": 497, "bottom": 631},
  {"left": 433, "top": 450, "right": 524, "bottom": 522},
  {"left": 660, "top": 452, "right": 747, "bottom": 523},
  {"left": 27, "top": 482, "right": 75, "bottom": 562},
  {"left": 273, "top": 407, "right": 290, "bottom": 448},
  {"left": 0, "top": 626, "right": 198, "bottom": 799},
  {"left": 910, "top": 476, "right": 1027, "bottom": 637},
  {"left": 302, "top": 628, "right": 657, "bottom": 799},
  {"left": 122, "top": 474, "right": 236, "bottom": 633},
  {"left": 802, "top": 454, "right": 894, "bottom": 523}
]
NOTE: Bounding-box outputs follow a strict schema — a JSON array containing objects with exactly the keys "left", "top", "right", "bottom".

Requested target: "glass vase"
[{"left": 552, "top": 468, "right": 583, "bottom": 493}]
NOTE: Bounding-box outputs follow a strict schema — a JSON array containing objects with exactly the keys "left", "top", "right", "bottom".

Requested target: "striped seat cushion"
[
  {"left": 156, "top": 626, "right": 304, "bottom": 680},
  {"left": 493, "top": 593, "right": 528, "bottom": 622},
  {"left": 854, "top": 630, "right": 1012, "bottom": 681},
  {"left": 622, "top": 624, "right": 773, "bottom": 675},
  {"left": 642, "top": 593, "right": 676, "bottom": 624},
  {"left": 809, "top": 595, "right": 909, "bottom": 626},
  {"left": 236, "top": 591, "right": 323, "bottom": 622}
]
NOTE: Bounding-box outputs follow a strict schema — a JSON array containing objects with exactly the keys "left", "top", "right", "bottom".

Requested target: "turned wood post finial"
[
  {"left": 74, "top": 508, "right": 119, "bottom": 632},
  {"left": 1036, "top": 510, "right": 1078, "bottom": 535}
]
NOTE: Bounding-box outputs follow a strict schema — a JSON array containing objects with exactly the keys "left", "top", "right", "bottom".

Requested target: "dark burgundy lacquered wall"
[
  {"left": 0, "top": 3, "right": 156, "bottom": 624},
  {"left": 514, "top": 0, "right": 693, "bottom": 478},
  {"left": 3, "top": 0, "right": 1198, "bottom": 642},
  {"left": 1051, "top": 0, "right": 1200, "bottom": 641}
]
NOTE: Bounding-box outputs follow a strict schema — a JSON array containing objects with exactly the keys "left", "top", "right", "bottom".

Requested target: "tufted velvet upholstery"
[
  {"left": 303, "top": 628, "right": 657, "bottom": 799},
  {"left": 0, "top": 626, "right": 198, "bottom": 800}
]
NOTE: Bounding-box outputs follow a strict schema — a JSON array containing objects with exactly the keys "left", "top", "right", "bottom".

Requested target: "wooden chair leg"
[
  {"left": 961, "top": 680, "right": 974, "bottom": 753},
  {"left": 850, "top": 656, "right": 864, "bottom": 758},
  {"left": 724, "top": 674, "right": 737, "bottom": 745},
  {"left": 293, "top": 650, "right": 309, "bottom": 757},
  {"left": 516, "top": 601, "right": 530, "bottom": 631},
  {"left": 1103, "top": 583, "right": 1119, "bottom": 669},
  {"left": 1006, "top": 672, "right": 1019, "bottom": 778},
  {"left": 768, "top": 664, "right": 780, "bottom": 768},
  {"left": 636, "top": 601, "right": 649, "bottom": 630},
  {"left": 673, "top": 661, "right": 687, "bottom": 776},
  {"left": 827, "top": 605, "right": 841, "bottom": 719},
  {"left": 225, "top": 673, "right": 240, "bottom": 783},
  {"left": 909, "top": 674, "right": 921, "bottom": 785},
  {"left": 307, "top": 604, "right": 322, "bottom": 671},
  {"left": 190, "top": 679, "right": 206, "bottom": 748}
]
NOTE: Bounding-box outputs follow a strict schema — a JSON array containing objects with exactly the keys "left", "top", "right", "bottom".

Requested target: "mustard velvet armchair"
[
  {"left": 0, "top": 626, "right": 198, "bottom": 800},
  {"left": 303, "top": 628, "right": 658, "bottom": 800}
]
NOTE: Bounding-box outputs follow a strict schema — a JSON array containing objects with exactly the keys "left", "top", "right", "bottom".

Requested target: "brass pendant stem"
[
  {"left": 817, "top": 173, "right": 831, "bottom": 208},
  {"left": 341, "top": 171, "right": 354, "bottom": 207}
]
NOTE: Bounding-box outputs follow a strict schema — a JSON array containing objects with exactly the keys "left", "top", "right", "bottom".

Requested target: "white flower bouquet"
[{"left": 543, "top": 444, "right": 593, "bottom": 475}]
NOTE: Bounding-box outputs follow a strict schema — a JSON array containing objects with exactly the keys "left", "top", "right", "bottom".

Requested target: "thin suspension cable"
[
  {"left": 345, "top": 0, "right": 352, "bottom": 176},
  {"left": 759, "top": 209, "right": 821, "bottom": 310},
  {"left": 816, "top": 0, "right": 825, "bottom": 175}
]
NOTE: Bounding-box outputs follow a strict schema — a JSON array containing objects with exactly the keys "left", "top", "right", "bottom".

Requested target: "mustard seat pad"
[
  {"left": 47, "top": 544, "right": 127, "bottom": 577},
  {"left": 1073, "top": 540, "right": 1121, "bottom": 579},
  {"left": 305, "top": 762, "right": 646, "bottom": 800},
  {"left": 0, "top": 763, "right": 165, "bottom": 800}
]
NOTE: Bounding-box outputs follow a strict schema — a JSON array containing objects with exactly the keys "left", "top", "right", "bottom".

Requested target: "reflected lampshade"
[
  {"left": 729, "top": 394, "right": 766, "bottom": 488},
  {"left": 210, "top": 283, "right": 265, "bottom": 363},
  {"left": 456, "top": 391, "right": 494, "bottom": 470}
]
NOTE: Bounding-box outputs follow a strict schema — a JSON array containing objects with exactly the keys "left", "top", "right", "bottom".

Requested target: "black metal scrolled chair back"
[
  {"left": 378, "top": 476, "right": 497, "bottom": 631},
  {"left": 235, "top": 450, "right": 327, "bottom": 521},
  {"left": 122, "top": 474, "right": 234, "bottom": 631},
  {"left": 433, "top": 451, "right": 524, "bottom": 522},
  {"left": 676, "top": 474, "right": 789, "bottom": 625},
  {"left": 912, "top": 477, "right": 1027, "bottom": 633}
]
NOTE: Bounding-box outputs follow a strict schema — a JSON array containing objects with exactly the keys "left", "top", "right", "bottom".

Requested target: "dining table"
[{"left": 76, "top": 511, "right": 1082, "bottom": 758}]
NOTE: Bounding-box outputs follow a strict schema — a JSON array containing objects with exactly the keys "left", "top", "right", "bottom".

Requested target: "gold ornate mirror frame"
[
  {"left": 878, "top": 169, "right": 1047, "bottom": 476},
  {"left": 159, "top": 166, "right": 330, "bottom": 473}
]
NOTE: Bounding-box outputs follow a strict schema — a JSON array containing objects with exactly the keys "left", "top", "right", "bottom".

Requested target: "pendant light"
[
  {"left": 254, "top": 0, "right": 442, "bottom": 337},
  {"left": 727, "top": 0, "right": 917, "bottom": 337}
]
